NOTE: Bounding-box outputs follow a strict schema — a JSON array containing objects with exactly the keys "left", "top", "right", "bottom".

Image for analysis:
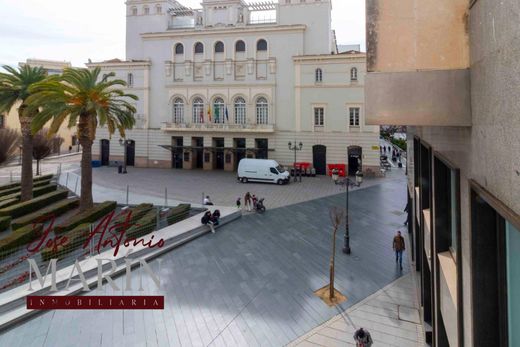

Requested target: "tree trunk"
[
  {"left": 78, "top": 115, "right": 94, "bottom": 211},
  {"left": 330, "top": 225, "right": 338, "bottom": 300},
  {"left": 19, "top": 115, "right": 33, "bottom": 202}
]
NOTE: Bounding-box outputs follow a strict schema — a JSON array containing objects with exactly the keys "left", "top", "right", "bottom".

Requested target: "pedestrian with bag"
[{"left": 393, "top": 230, "right": 406, "bottom": 270}]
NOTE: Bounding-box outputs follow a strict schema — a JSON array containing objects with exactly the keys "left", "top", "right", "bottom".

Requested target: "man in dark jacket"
[{"left": 393, "top": 231, "right": 405, "bottom": 270}]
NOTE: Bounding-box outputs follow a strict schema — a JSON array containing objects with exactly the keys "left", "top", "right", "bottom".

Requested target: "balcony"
[{"left": 161, "top": 121, "right": 275, "bottom": 133}]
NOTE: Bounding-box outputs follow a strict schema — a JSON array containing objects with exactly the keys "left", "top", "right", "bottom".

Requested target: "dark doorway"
[
  {"left": 193, "top": 137, "right": 203, "bottom": 169},
  {"left": 348, "top": 146, "right": 362, "bottom": 175},
  {"left": 125, "top": 140, "right": 135, "bottom": 166},
  {"left": 235, "top": 138, "right": 246, "bottom": 170},
  {"left": 172, "top": 137, "right": 183, "bottom": 169},
  {"left": 256, "top": 139, "right": 268, "bottom": 159},
  {"left": 100, "top": 139, "right": 110, "bottom": 166},
  {"left": 312, "top": 145, "right": 327, "bottom": 175},
  {"left": 214, "top": 138, "right": 225, "bottom": 170}
]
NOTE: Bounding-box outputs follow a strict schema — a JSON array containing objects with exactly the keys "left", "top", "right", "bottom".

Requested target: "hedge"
[
  {"left": 11, "top": 197, "right": 80, "bottom": 230},
  {"left": 0, "top": 216, "right": 11, "bottom": 232},
  {"left": 54, "top": 201, "right": 117, "bottom": 235},
  {"left": 0, "top": 198, "right": 19, "bottom": 210},
  {"left": 0, "top": 223, "right": 43, "bottom": 256},
  {"left": 112, "top": 203, "right": 154, "bottom": 232},
  {"left": 125, "top": 209, "right": 157, "bottom": 239},
  {"left": 166, "top": 204, "right": 191, "bottom": 226},
  {"left": 0, "top": 179, "right": 52, "bottom": 198},
  {"left": 0, "top": 174, "right": 53, "bottom": 192},
  {"left": 0, "top": 184, "right": 58, "bottom": 203},
  {"left": 0, "top": 189, "right": 69, "bottom": 218},
  {"left": 41, "top": 224, "right": 89, "bottom": 262}
]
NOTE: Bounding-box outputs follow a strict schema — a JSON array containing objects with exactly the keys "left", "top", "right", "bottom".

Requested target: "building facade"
[
  {"left": 0, "top": 59, "right": 78, "bottom": 154},
  {"left": 365, "top": 0, "right": 520, "bottom": 346},
  {"left": 88, "top": 0, "right": 379, "bottom": 173}
]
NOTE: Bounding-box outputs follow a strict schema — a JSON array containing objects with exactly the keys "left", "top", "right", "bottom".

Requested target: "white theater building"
[{"left": 89, "top": 0, "right": 380, "bottom": 175}]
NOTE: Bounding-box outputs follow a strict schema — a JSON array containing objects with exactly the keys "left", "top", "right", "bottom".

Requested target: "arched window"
[
  {"left": 175, "top": 43, "right": 184, "bottom": 55},
  {"left": 257, "top": 39, "right": 268, "bottom": 51},
  {"left": 315, "top": 68, "right": 323, "bottom": 83},
  {"left": 156, "top": 5, "right": 162, "bottom": 14},
  {"left": 214, "top": 41, "right": 224, "bottom": 53},
  {"left": 173, "top": 98, "right": 184, "bottom": 123},
  {"left": 194, "top": 42, "right": 204, "bottom": 54},
  {"left": 235, "top": 40, "right": 246, "bottom": 53},
  {"left": 127, "top": 73, "right": 134, "bottom": 87},
  {"left": 143, "top": 6, "right": 150, "bottom": 15},
  {"left": 192, "top": 97, "right": 204, "bottom": 124},
  {"left": 213, "top": 97, "right": 225, "bottom": 124},
  {"left": 256, "top": 97, "right": 269, "bottom": 124},
  {"left": 234, "top": 97, "right": 246, "bottom": 124},
  {"left": 350, "top": 67, "right": 358, "bottom": 81},
  {"left": 131, "top": 7, "right": 138, "bottom": 16}
]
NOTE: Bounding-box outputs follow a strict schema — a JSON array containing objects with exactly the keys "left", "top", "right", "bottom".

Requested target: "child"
[{"left": 236, "top": 197, "right": 241, "bottom": 209}]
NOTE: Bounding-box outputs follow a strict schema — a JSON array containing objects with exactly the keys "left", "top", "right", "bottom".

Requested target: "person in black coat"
[
  {"left": 211, "top": 210, "right": 221, "bottom": 226},
  {"left": 201, "top": 211, "right": 215, "bottom": 233}
]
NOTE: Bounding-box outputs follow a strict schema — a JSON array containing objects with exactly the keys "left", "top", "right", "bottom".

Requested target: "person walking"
[
  {"left": 393, "top": 231, "right": 406, "bottom": 270},
  {"left": 354, "top": 328, "right": 373, "bottom": 347},
  {"left": 244, "top": 192, "right": 252, "bottom": 212}
]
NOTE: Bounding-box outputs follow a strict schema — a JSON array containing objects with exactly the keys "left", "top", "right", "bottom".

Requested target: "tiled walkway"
[{"left": 288, "top": 273, "right": 424, "bottom": 347}]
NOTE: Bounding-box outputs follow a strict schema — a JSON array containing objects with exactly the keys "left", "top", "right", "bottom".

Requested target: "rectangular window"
[
  {"left": 127, "top": 73, "right": 134, "bottom": 87},
  {"left": 314, "top": 107, "right": 324, "bottom": 126},
  {"left": 349, "top": 107, "right": 360, "bottom": 126}
]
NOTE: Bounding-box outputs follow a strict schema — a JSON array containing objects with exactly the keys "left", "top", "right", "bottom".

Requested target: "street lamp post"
[
  {"left": 119, "top": 138, "right": 128, "bottom": 174},
  {"left": 342, "top": 171, "right": 363, "bottom": 254},
  {"left": 288, "top": 141, "right": 303, "bottom": 182}
]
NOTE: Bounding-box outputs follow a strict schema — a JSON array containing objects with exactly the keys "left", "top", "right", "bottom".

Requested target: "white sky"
[{"left": 0, "top": 0, "right": 365, "bottom": 68}]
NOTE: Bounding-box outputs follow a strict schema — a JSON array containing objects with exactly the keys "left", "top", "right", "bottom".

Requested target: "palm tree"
[
  {"left": 0, "top": 65, "right": 47, "bottom": 201},
  {"left": 27, "top": 67, "right": 137, "bottom": 211}
]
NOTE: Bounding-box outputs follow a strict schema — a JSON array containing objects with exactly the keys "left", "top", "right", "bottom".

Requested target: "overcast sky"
[{"left": 0, "top": 0, "right": 365, "bottom": 68}]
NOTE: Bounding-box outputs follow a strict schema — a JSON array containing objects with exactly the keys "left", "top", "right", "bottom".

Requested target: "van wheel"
[
  {"left": 241, "top": 177, "right": 248, "bottom": 183},
  {"left": 277, "top": 179, "right": 283, "bottom": 185}
]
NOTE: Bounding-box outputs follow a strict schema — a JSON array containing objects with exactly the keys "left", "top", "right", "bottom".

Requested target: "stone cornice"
[{"left": 141, "top": 24, "right": 306, "bottom": 39}]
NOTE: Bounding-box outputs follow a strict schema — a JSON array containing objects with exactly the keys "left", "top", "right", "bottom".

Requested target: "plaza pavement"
[{"left": 0, "top": 169, "right": 415, "bottom": 347}]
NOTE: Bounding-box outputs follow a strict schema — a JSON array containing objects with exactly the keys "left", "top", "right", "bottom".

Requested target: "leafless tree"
[
  {"left": 32, "top": 129, "right": 63, "bottom": 175},
  {"left": 0, "top": 128, "right": 21, "bottom": 166},
  {"left": 328, "top": 207, "right": 345, "bottom": 300}
]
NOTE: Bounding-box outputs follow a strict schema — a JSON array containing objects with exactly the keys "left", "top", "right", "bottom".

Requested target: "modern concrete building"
[
  {"left": 365, "top": 0, "right": 520, "bottom": 346},
  {"left": 0, "top": 59, "right": 78, "bottom": 154},
  {"left": 88, "top": 0, "right": 380, "bottom": 174}
]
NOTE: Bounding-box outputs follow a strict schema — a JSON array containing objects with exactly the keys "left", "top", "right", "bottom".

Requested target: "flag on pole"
[
  {"left": 215, "top": 105, "right": 220, "bottom": 123},
  {"left": 207, "top": 105, "right": 211, "bottom": 122},
  {"left": 225, "top": 107, "right": 229, "bottom": 122}
]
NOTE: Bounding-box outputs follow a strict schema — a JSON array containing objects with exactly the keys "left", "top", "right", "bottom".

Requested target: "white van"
[{"left": 237, "top": 159, "right": 290, "bottom": 185}]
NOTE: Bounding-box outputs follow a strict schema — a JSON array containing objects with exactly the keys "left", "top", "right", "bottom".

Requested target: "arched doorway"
[
  {"left": 126, "top": 140, "right": 135, "bottom": 166},
  {"left": 313, "top": 145, "right": 327, "bottom": 175},
  {"left": 348, "top": 146, "right": 362, "bottom": 175},
  {"left": 100, "top": 139, "right": 110, "bottom": 166}
]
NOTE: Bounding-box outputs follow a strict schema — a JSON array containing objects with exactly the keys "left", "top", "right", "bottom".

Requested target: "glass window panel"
[
  {"left": 450, "top": 169, "right": 458, "bottom": 257},
  {"left": 507, "top": 222, "right": 520, "bottom": 346}
]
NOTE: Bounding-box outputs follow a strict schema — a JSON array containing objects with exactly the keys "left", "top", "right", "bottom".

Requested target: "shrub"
[
  {"left": 0, "top": 175, "right": 54, "bottom": 193},
  {"left": 125, "top": 209, "right": 157, "bottom": 239},
  {"left": 41, "top": 224, "right": 89, "bottom": 262},
  {"left": 54, "top": 201, "right": 117, "bottom": 235},
  {"left": 0, "top": 224, "right": 43, "bottom": 256},
  {"left": 11, "top": 197, "right": 80, "bottom": 230},
  {"left": 34, "top": 174, "right": 54, "bottom": 182},
  {"left": 0, "top": 216, "right": 11, "bottom": 232},
  {"left": 0, "top": 179, "right": 51, "bottom": 198},
  {"left": 112, "top": 203, "right": 154, "bottom": 232},
  {"left": 0, "top": 184, "right": 58, "bottom": 203},
  {"left": 0, "top": 198, "right": 19, "bottom": 210},
  {"left": 166, "top": 204, "right": 191, "bottom": 226},
  {"left": 0, "top": 189, "right": 69, "bottom": 218}
]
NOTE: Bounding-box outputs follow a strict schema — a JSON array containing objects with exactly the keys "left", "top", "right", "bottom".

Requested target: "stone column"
[
  {"left": 203, "top": 136, "right": 214, "bottom": 170},
  {"left": 246, "top": 138, "right": 256, "bottom": 158},
  {"left": 224, "top": 137, "right": 234, "bottom": 172},
  {"left": 183, "top": 136, "right": 193, "bottom": 170}
]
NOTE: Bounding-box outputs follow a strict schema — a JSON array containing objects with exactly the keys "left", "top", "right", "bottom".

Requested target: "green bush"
[
  {"left": 41, "top": 224, "right": 89, "bottom": 262},
  {"left": 0, "top": 189, "right": 69, "bottom": 218},
  {"left": 0, "top": 179, "right": 51, "bottom": 198},
  {"left": 11, "top": 198, "right": 80, "bottom": 230},
  {"left": 391, "top": 138, "right": 407, "bottom": 151},
  {"left": 0, "top": 175, "right": 53, "bottom": 192},
  {"left": 0, "top": 216, "right": 11, "bottom": 232},
  {"left": 54, "top": 201, "right": 117, "bottom": 235},
  {"left": 0, "top": 198, "right": 19, "bottom": 210},
  {"left": 166, "top": 204, "right": 191, "bottom": 226},
  {"left": 0, "top": 224, "right": 43, "bottom": 256},
  {"left": 113, "top": 203, "right": 154, "bottom": 232},
  {"left": 33, "top": 174, "right": 54, "bottom": 182},
  {"left": 125, "top": 209, "right": 157, "bottom": 239},
  {"left": 0, "top": 184, "right": 58, "bottom": 203}
]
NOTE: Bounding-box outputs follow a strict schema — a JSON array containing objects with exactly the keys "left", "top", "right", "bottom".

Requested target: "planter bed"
[
  {"left": 0, "top": 199, "right": 19, "bottom": 211},
  {"left": 0, "top": 224, "right": 43, "bottom": 257},
  {"left": 0, "top": 189, "right": 69, "bottom": 219},
  {"left": 0, "top": 174, "right": 54, "bottom": 192},
  {"left": 11, "top": 198, "right": 80, "bottom": 230},
  {"left": 0, "top": 184, "right": 58, "bottom": 203},
  {"left": 54, "top": 201, "right": 117, "bottom": 235},
  {"left": 0, "top": 180, "right": 52, "bottom": 198},
  {"left": 166, "top": 204, "right": 192, "bottom": 226},
  {"left": 0, "top": 216, "right": 11, "bottom": 232},
  {"left": 125, "top": 209, "right": 157, "bottom": 239},
  {"left": 41, "top": 224, "right": 90, "bottom": 262},
  {"left": 112, "top": 203, "right": 154, "bottom": 232}
]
